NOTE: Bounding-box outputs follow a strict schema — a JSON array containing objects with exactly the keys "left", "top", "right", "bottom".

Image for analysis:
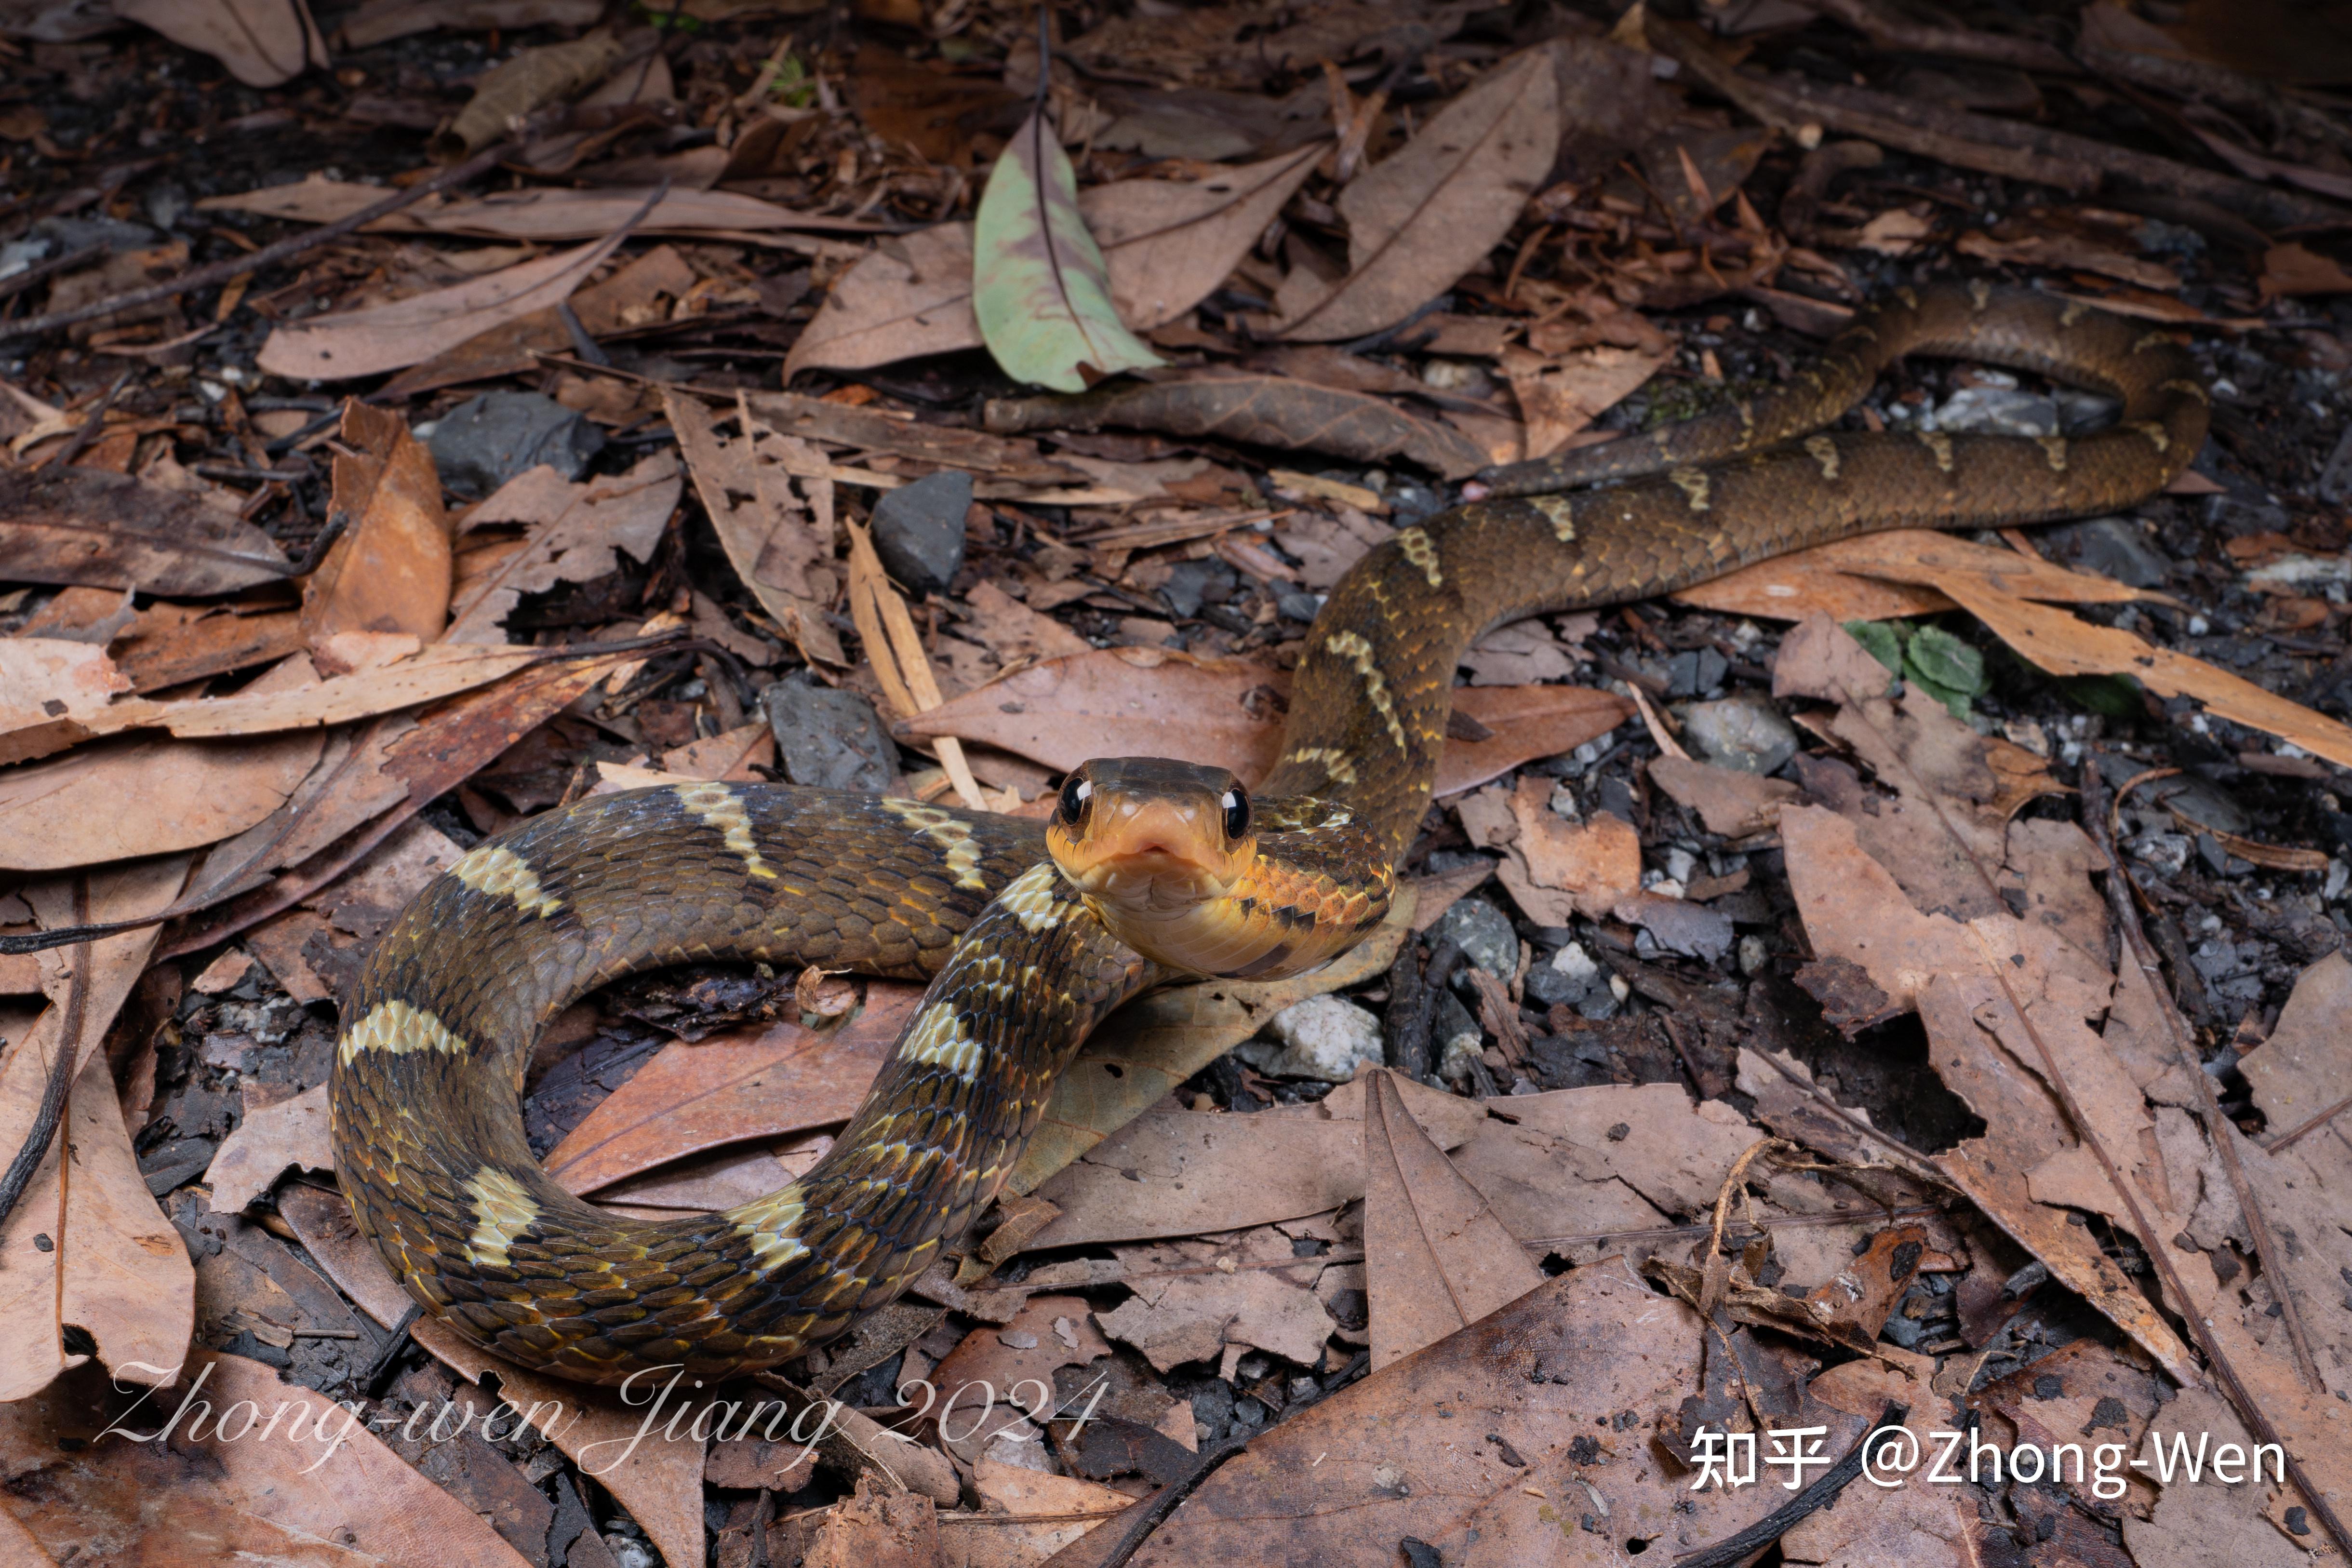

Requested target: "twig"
[
  {"left": 1648, "top": 17, "right": 2344, "bottom": 233},
  {"left": 0, "top": 141, "right": 516, "bottom": 347},
  {"left": 361, "top": 1305, "right": 420, "bottom": 1399},
  {"left": 2081, "top": 759, "right": 2326, "bottom": 1394},
  {"left": 1806, "top": 0, "right": 2078, "bottom": 76},
  {"left": 0, "top": 241, "right": 108, "bottom": 305},
  {"left": 2261, "top": 1088, "right": 2352, "bottom": 1153},
  {"left": 0, "top": 880, "right": 89, "bottom": 1233},
  {"left": 1823, "top": 686, "right": 2350, "bottom": 1559},
  {"left": 1094, "top": 1350, "right": 1371, "bottom": 1568},
  {"left": 38, "top": 371, "right": 133, "bottom": 470},
  {"left": 1671, "top": 1403, "right": 1907, "bottom": 1568}
]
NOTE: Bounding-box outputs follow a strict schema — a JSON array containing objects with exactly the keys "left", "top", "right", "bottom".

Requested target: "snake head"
[{"left": 1046, "top": 757, "right": 1255, "bottom": 921}]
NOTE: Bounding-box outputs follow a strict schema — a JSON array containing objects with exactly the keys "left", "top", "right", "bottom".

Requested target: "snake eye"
[
  {"left": 1058, "top": 775, "right": 1092, "bottom": 827},
  {"left": 1220, "top": 787, "right": 1250, "bottom": 842}
]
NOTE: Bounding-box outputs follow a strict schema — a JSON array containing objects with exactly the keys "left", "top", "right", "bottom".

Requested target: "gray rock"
[
  {"left": 1625, "top": 897, "right": 1735, "bottom": 963},
  {"left": 31, "top": 213, "right": 158, "bottom": 253},
  {"left": 1666, "top": 646, "right": 1729, "bottom": 699},
  {"left": 870, "top": 470, "right": 973, "bottom": 595},
  {"left": 1679, "top": 691, "right": 1799, "bottom": 776},
  {"left": 428, "top": 391, "right": 604, "bottom": 496},
  {"left": 1433, "top": 989, "right": 1484, "bottom": 1084},
  {"left": 1238, "top": 994, "right": 1383, "bottom": 1082},
  {"left": 762, "top": 672, "right": 897, "bottom": 792},
  {"left": 2054, "top": 387, "right": 2119, "bottom": 435},
  {"left": 1525, "top": 940, "right": 1600, "bottom": 1008},
  {"left": 1933, "top": 386, "right": 2057, "bottom": 437},
  {"left": 2320, "top": 427, "right": 2352, "bottom": 508},
  {"left": 1277, "top": 591, "right": 1323, "bottom": 624},
  {"left": 2037, "top": 516, "right": 2170, "bottom": 590},
  {"left": 1430, "top": 897, "right": 1519, "bottom": 979},
  {"left": 2111, "top": 765, "right": 2251, "bottom": 836},
  {"left": 1160, "top": 558, "right": 1237, "bottom": 620}
]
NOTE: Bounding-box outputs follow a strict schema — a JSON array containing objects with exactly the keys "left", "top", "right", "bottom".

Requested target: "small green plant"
[
  {"left": 632, "top": 2, "right": 702, "bottom": 30},
  {"left": 1843, "top": 619, "right": 1988, "bottom": 718},
  {"left": 771, "top": 53, "right": 815, "bottom": 108}
]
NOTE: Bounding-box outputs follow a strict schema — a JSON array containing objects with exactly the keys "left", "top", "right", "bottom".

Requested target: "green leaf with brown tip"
[{"left": 973, "top": 106, "right": 1164, "bottom": 393}]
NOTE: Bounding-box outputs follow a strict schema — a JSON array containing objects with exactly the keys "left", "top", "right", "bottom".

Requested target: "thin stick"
[
  {"left": 1672, "top": 1404, "right": 1908, "bottom": 1568},
  {"left": 0, "top": 879, "right": 91, "bottom": 1233},
  {"left": 0, "top": 141, "right": 516, "bottom": 347}
]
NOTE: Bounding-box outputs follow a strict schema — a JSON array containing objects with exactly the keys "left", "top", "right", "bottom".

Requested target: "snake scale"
[{"left": 331, "top": 283, "right": 2207, "bottom": 1384}]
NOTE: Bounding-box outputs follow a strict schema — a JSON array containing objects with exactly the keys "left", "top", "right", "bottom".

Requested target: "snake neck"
[{"left": 1266, "top": 282, "right": 2207, "bottom": 860}]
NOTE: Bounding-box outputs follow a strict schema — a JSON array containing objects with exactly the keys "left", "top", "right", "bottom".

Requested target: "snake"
[{"left": 330, "top": 282, "right": 2207, "bottom": 1385}]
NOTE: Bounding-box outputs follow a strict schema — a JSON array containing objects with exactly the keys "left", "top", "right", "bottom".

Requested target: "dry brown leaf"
[
  {"left": 1009, "top": 889, "right": 1417, "bottom": 1194},
  {"left": 2240, "top": 950, "right": 2352, "bottom": 1141},
  {"left": 542, "top": 986, "right": 923, "bottom": 1195},
  {"left": 0, "top": 639, "right": 131, "bottom": 740},
  {"left": 413, "top": 1317, "right": 705, "bottom": 1568},
  {"left": 0, "top": 465, "right": 294, "bottom": 596},
  {"left": 0, "top": 1352, "right": 537, "bottom": 1565},
  {"left": 304, "top": 400, "right": 454, "bottom": 646},
  {"left": 1460, "top": 777, "right": 1642, "bottom": 924},
  {"left": 387, "top": 244, "right": 696, "bottom": 397},
  {"left": 0, "top": 861, "right": 194, "bottom": 1404},
  {"left": 662, "top": 721, "right": 775, "bottom": 782},
  {"left": 1648, "top": 755, "right": 1798, "bottom": 836},
  {"left": 0, "top": 650, "right": 330, "bottom": 872},
  {"left": 785, "top": 149, "right": 1324, "bottom": 380},
  {"left": 902, "top": 647, "right": 1625, "bottom": 798},
  {"left": 0, "top": 643, "right": 541, "bottom": 766},
  {"left": 444, "top": 452, "right": 682, "bottom": 643},
  {"left": 958, "top": 579, "right": 1092, "bottom": 666},
  {"left": 204, "top": 1082, "right": 331, "bottom": 1212},
  {"left": 1023, "top": 1070, "right": 1481, "bottom": 1251},
  {"left": 2260, "top": 240, "right": 2352, "bottom": 301},
  {"left": 118, "top": 0, "right": 326, "bottom": 87},
  {"left": 1500, "top": 343, "right": 1671, "bottom": 461},
  {"left": 666, "top": 390, "right": 845, "bottom": 667},
  {"left": 1277, "top": 49, "right": 1560, "bottom": 342},
  {"left": 276, "top": 1180, "right": 414, "bottom": 1327},
  {"left": 1362, "top": 1070, "right": 1543, "bottom": 1369},
  {"left": 435, "top": 30, "right": 624, "bottom": 158},
  {"left": 201, "top": 177, "right": 877, "bottom": 241},
  {"left": 1898, "top": 566, "right": 2352, "bottom": 770},
  {"left": 1673, "top": 527, "right": 2148, "bottom": 623},
  {"left": 1039, "top": 1262, "right": 1831, "bottom": 1567},
  {"left": 982, "top": 370, "right": 1492, "bottom": 480},
  {"left": 1097, "top": 1232, "right": 1336, "bottom": 1373},
  {"left": 257, "top": 228, "right": 637, "bottom": 381},
  {"left": 940, "top": 1461, "right": 1133, "bottom": 1567},
  {"left": 932, "top": 1293, "right": 1112, "bottom": 1434}
]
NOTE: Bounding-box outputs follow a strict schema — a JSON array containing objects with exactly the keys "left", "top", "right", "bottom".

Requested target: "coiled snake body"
[{"left": 331, "top": 284, "right": 2207, "bottom": 1383}]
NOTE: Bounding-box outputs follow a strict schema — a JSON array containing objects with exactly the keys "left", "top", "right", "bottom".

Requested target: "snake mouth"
[{"left": 1051, "top": 791, "right": 1243, "bottom": 913}]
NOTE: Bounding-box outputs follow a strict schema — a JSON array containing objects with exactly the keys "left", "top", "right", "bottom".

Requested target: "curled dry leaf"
[
  {"left": 1673, "top": 527, "right": 2150, "bottom": 624},
  {"left": 1500, "top": 342, "right": 1671, "bottom": 462},
  {"left": 388, "top": 243, "right": 695, "bottom": 399},
  {"left": 1276, "top": 48, "right": 1560, "bottom": 343},
  {"left": 1893, "top": 564, "right": 2352, "bottom": 770},
  {"left": 973, "top": 106, "right": 1164, "bottom": 392},
  {"left": 983, "top": 369, "right": 1492, "bottom": 480},
  {"left": 304, "top": 400, "right": 453, "bottom": 646},
  {"left": 256, "top": 227, "right": 637, "bottom": 382},
  {"left": 443, "top": 452, "right": 682, "bottom": 644},
  {"left": 0, "top": 465, "right": 293, "bottom": 596},
  {"left": 116, "top": 0, "right": 326, "bottom": 88},
  {"left": 0, "top": 860, "right": 195, "bottom": 1404},
  {"left": 0, "top": 643, "right": 542, "bottom": 767},
  {"left": 664, "top": 390, "right": 845, "bottom": 667},
  {"left": 786, "top": 147, "right": 1323, "bottom": 380},
  {"left": 433, "top": 30, "right": 625, "bottom": 159}
]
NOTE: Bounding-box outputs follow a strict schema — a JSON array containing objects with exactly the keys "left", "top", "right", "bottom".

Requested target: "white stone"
[
  {"left": 1550, "top": 942, "right": 1600, "bottom": 987},
  {"left": 1240, "top": 994, "right": 1384, "bottom": 1083}
]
